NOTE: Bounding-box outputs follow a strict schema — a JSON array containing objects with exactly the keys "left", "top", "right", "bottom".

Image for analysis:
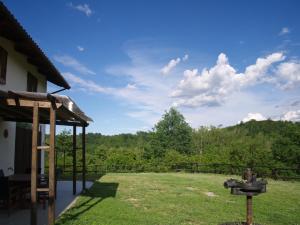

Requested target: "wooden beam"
[
  {"left": 48, "top": 107, "right": 56, "bottom": 225},
  {"left": 37, "top": 188, "right": 49, "bottom": 192},
  {"left": 5, "top": 98, "right": 62, "bottom": 108},
  {"left": 30, "top": 103, "right": 39, "bottom": 225},
  {"left": 73, "top": 125, "right": 77, "bottom": 195},
  {"left": 82, "top": 126, "right": 86, "bottom": 191},
  {"left": 37, "top": 145, "right": 50, "bottom": 151},
  {"left": 3, "top": 117, "right": 85, "bottom": 126},
  {"left": 0, "top": 103, "right": 33, "bottom": 118}
]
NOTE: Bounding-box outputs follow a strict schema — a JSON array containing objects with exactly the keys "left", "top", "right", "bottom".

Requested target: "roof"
[
  {"left": 0, "top": 2, "right": 70, "bottom": 89},
  {"left": 0, "top": 90, "right": 92, "bottom": 126}
]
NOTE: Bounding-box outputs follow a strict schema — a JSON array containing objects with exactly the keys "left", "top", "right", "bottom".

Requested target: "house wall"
[{"left": 0, "top": 37, "right": 47, "bottom": 176}]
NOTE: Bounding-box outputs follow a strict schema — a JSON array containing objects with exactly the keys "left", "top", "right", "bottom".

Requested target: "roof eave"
[{"left": 0, "top": 2, "right": 71, "bottom": 89}]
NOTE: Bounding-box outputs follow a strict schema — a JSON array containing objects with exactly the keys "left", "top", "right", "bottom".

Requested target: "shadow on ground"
[
  {"left": 220, "top": 223, "right": 262, "bottom": 225},
  {"left": 55, "top": 181, "right": 119, "bottom": 224}
]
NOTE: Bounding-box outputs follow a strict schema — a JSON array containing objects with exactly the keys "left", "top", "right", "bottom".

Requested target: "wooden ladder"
[{"left": 31, "top": 102, "right": 56, "bottom": 225}]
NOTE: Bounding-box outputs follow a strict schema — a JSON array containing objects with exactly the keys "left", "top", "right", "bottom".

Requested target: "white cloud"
[
  {"left": 240, "top": 113, "right": 267, "bottom": 123},
  {"left": 171, "top": 52, "right": 285, "bottom": 107},
  {"left": 276, "top": 61, "right": 300, "bottom": 89},
  {"left": 63, "top": 72, "right": 110, "bottom": 93},
  {"left": 54, "top": 55, "right": 95, "bottom": 75},
  {"left": 60, "top": 45, "right": 299, "bottom": 130},
  {"left": 77, "top": 46, "right": 85, "bottom": 52},
  {"left": 182, "top": 54, "right": 189, "bottom": 61},
  {"left": 63, "top": 66, "right": 168, "bottom": 120},
  {"left": 161, "top": 58, "right": 181, "bottom": 75},
  {"left": 160, "top": 54, "right": 189, "bottom": 75},
  {"left": 279, "top": 27, "right": 290, "bottom": 36},
  {"left": 126, "top": 83, "right": 137, "bottom": 89},
  {"left": 68, "top": 3, "right": 92, "bottom": 17},
  {"left": 239, "top": 52, "right": 285, "bottom": 85},
  {"left": 281, "top": 110, "right": 300, "bottom": 121}
]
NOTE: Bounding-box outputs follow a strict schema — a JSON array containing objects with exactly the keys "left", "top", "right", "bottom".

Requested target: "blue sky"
[{"left": 4, "top": 0, "right": 300, "bottom": 134}]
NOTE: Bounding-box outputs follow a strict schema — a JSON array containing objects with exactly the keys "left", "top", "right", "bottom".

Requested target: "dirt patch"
[
  {"left": 204, "top": 191, "right": 217, "bottom": 197},
  {"left": 125, "top": 197, "right": 140, "bottom": 208},
  {"left": 226, "top": 200, "right": 235, "bottom": 203},
  {"left": 184, "top": 219, "right": 202, "bottom": 225},
  {"left": 186, "top": 186, "right": 198, "bottom": 191}
]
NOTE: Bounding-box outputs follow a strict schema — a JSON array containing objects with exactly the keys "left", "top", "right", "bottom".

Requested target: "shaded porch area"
[
  {"left": 0, "top": 90, "right": 92, "bottom": 225},
  {"left": 0, "top": 181, "right": 93, "bottom": 225}
]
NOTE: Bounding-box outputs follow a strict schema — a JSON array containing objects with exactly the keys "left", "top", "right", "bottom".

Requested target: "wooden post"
[
  {"left": 246, "top": 195, "right": 253, "bottom": 225},
  {"left": 72, "top": 125, "right": 77, "bottom": 195},
  {"left": 31, "top": 102, "right": 39, "bottom": 225},
  {"left": 48, "top": 107, "right": 56, "bottom": 225},
  {"left": 82, "top": 125, "right": 86, "bottom": 191}
]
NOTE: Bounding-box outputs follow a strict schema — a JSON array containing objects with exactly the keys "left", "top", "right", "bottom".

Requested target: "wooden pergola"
[{"left": 0, "top": 90, "right": 92, "bottom": 225}]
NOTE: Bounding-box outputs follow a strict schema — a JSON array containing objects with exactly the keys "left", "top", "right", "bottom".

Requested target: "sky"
[{"left": 3, "top": 0, "right": 300, "bottom": 134}]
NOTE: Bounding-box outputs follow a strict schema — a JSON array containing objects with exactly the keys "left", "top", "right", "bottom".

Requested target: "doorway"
[{"left": 14, "top": 123, "right": 41, "bottom": 174}]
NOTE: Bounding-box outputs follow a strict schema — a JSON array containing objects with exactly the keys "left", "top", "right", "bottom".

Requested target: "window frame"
[
  {"left": 0, "top": 46, "right": 8, "bottom": 85},
  {"left": 27, "top": 72, "right": 38, "bottom": 92}
]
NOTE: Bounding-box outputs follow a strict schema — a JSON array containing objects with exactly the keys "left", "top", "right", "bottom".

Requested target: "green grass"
[{"left": 56, "top": 173, "right": 300, "bottom": 225}]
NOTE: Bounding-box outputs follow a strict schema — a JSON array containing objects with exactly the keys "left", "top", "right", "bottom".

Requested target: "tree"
[
  {"left": 150, "top": 108, "right": 193, "bottom": 157},
  {"left": 56, "top": 129, "right": 72, "bottom": 170}
]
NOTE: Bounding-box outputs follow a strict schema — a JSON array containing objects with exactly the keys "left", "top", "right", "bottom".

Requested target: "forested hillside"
[{"left": 53, "top": 108, "right": 300, "bottom": 178}]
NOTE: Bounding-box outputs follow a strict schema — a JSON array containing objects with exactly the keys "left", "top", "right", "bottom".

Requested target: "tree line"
[{"left": 53, "top": 108, "right": 300, "bottom": 178}]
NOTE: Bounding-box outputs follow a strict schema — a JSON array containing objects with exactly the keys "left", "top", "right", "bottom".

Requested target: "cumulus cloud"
[
  {"left": 160, "top": 54, "right": 190, "bottom": 75},
  {"left": 239, "top": 52, "right": 285, "bottom": 85},
  {"left": 77, "top": 46, "right": 85, "bottom": 52},
  {"left": 161, "top": 58, "right": 181, "bottom": 75},
  {"left": 241, "top": 113, "right": 267, "bottom": 123},
  {"left": 281, "top": 110, "right": 300, "bottom": 121},
  {"left": 68, "top": 3, "right": 93, "bottom": 17},
  {"left": 171, "top": 52, "right": 286, "bottom": 107},
  {"left": 59, "top": 45, "right": 300, "bottom": 130},
  {"left": 276, "top": 61, "right": 300, "bottom": 89},
  {"left": 54, "top": 55, "right": 95, "bottom": 75},
  {"left": 279, "top": 27, "right": 290, "bottom": 36}
]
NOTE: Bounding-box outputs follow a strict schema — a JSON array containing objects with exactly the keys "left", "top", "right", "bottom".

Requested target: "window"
[
  {"left": 27, "top": 73, "right": 38, "bottom": 92},
  {"left": 0, "top": 46, "right": 8, "bottom": 85}
]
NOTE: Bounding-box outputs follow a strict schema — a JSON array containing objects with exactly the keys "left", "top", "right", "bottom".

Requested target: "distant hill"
[{"left": 227, "top": 119, "right": 300, "bottom": 138}]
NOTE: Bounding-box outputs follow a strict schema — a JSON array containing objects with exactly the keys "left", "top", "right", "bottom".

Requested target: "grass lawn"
[{"left": 56, "top": 173, "right": 300, "bottom": 225}]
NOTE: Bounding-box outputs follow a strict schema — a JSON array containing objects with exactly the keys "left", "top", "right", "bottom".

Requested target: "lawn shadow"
[{"left": 56, "top": 181, "right": 119, "bottom": 224}]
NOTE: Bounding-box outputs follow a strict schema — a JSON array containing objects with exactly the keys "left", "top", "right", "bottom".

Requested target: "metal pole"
[{"left": 246, "top": 195, "right": 253, "bottom": 225}]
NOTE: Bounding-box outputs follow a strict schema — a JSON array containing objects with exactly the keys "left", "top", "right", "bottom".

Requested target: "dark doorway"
[{"left": 14, "top": 124, "right": 41, "bottom": 174}]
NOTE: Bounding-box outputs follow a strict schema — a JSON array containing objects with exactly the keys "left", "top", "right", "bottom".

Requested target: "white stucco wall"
[{"left": 0, "top": 37, "right": 47, "bottom": 176}]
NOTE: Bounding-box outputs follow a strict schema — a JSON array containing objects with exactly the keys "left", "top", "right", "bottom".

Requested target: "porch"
[
  {"left": 0, "top": 181, "right": 93, "bottom": 225},
  {"left": 0, "top": 90, "right": 92, "bottom": 225}
]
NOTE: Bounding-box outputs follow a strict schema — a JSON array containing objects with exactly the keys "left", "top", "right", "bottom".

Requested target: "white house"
[
  {"left": 0, "top": 3, "right": 92, "bottom": 224},
  {"left": 0, "top": 2, "right": 70, "bottom": 176}
]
